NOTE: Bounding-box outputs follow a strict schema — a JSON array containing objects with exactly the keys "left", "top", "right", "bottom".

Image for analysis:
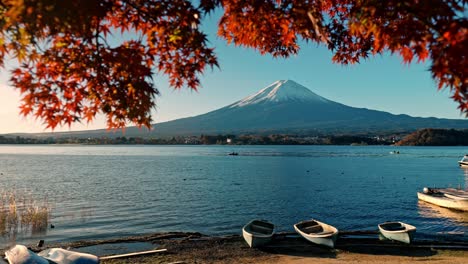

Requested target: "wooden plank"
[{"left": 100, "top": 249, "right": 167, "bottom": 260}]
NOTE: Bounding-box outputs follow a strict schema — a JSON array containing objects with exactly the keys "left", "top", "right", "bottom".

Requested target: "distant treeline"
[
  {"left": 396, "top": 128, "right": 468, "bottom": 146},
  {"left": 0, "top": 134, "right": 399, "bottom": 145},
  {"left": 3, "top": 129, "right": 467, "bottom": 146}
]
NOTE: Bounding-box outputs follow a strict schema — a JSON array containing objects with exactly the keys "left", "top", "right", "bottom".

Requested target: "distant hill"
[
  {"left": 396, "top": 128, "right": 468, "bottom": 146},
  {"left": 5, "top": 80, "right": 468, "bottom": 138}
]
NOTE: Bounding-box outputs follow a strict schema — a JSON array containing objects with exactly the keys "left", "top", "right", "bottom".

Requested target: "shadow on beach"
[
  {"left": 335, "top": 243, "right": 437, "bottom": 257},
  {"left": 261, "top": 235, "right": 437, "bottom": 258},
  {"left": 261, "top": 236, "right": 337, "bottom": 259}
]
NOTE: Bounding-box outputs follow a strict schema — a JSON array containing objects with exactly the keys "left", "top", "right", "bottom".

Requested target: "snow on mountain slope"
[{"left": 229, "top": 80, "right": 329, "bottom": 108}]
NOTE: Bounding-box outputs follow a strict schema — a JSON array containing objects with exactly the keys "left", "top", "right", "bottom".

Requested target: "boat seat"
[
  {"left": 316, "top": 231, "right": 335, "bottom": 236},
  {"left": 249, "top": 225, "right": 272, "bottom": 235},
  {"left": 302, "top": 225, "right": 324, "bottom": 234},
  {"left": 249, "top": 230, "right": 270, "bottom": 236}
]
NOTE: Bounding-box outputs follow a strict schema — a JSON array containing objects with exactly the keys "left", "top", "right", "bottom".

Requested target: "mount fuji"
[
  {"left": 158, "top": 79, "right": 372, "bottom": 135},
  {"left": 20, "top": 80, "right": 468, "bottom": 138},
  {"left": 136, "top": 79, "right": 467, "bottom": 136}
]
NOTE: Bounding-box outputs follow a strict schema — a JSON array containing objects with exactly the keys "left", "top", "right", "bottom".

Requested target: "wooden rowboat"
[
  {"left": 242, "top": 219, "right": 275, "bottom": 248},
  {"left": 378, "top": 221, "right": 416, "bottom": 244},
  {"left": 294, "top": 219, "right": 339, "bottom": 248}
]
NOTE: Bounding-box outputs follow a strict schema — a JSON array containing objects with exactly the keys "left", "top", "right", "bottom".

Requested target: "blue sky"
[{"left": 0, "top": 12, "right": 464, "bottom": 134}]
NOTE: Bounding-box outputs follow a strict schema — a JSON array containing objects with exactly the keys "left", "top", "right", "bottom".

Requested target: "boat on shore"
[
  {"left": 378, "top": 222, "right": 416, "bottom": 244},
  {"left": 417, "top": 187, "right": 468, "bottom": 211},
  {"left": 459, "top": 154, "right": 468, "bottom": 167},
  {"left": 242, "top": 219, "right": 275, "bottom": 248},
  {"left": 294, "top": 219, "right": 339, "bottom": 248}
]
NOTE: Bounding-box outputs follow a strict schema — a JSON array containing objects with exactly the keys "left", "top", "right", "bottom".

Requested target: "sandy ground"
[
  {"left": 98, "top": 234, "right": 468, "bottom": 264},
  {"left": 2, "top": 233, "right": 467, "bottom": 264}
]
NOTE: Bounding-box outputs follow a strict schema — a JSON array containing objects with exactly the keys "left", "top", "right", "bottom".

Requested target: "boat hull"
[
  {"left": 378, "top": 222, "right": 416, "bottom": 244},
  {"left": 242, "top": 220, "right": 274, "bottom": 248},
  {"left": 417, "top": 192, "right": 468, "bottom": 211},
  {"left": 298, "top": 233, "right": 337, "bottom": 248},
  {"left": 242, "top": 229, "right": 272, "bottom": 248},
  {"left": 294, "top": 220, "right": 338, "bottom": 248}
]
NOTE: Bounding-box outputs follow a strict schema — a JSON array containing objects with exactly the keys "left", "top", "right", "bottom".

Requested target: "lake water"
[{"left": 1, "top": 145, "right": 467, "bottom": 248}]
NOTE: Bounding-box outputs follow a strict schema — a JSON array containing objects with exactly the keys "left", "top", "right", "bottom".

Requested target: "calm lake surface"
[{"left": 1, "top": 145, "right": 468, "bottom": 248}]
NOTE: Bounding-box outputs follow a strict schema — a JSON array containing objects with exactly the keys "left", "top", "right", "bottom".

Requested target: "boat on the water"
[
  {"left": 294, "top": 219, "right": 339, "bottom": 248},
  {"left": 440, "top": 188, "right": 468, "bottom": 200},
  {"left": 417, "top": 187, "right": 468, "bottom": 211},
  {"left": 378, "top": 221, "right": 416, "bottom": 244},
  {"left": 459, "top": 154, "right": 468, "bottom": 167},
  {"left": 228, "top": 152, "right": 239, "bottom": 156},
  {"left": 242, "top": 219, "right": 275, "bottom": 248}
]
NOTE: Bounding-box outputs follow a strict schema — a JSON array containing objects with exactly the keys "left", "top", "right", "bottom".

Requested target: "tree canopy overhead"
[{"left": 0, "top": 0, "right": 466, "bottom": 129}]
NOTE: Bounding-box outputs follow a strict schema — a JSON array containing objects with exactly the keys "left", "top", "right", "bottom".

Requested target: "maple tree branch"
[
  {"left": 93, "top": 19, "right": 111, "bottom": 101},
  {"left": 95, "top": 22, "right": 102, "bottom": 79},
  {"left": 122, "top": 0, "right": 155, "bottom": 24},
  {"left": 307, "top": 10, "right": 331, "bottom": 44}
]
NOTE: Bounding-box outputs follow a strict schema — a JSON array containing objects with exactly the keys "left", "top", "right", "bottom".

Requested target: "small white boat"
[
  {"left": 417, "top": 188, "right": 468, "bottom": 211},
  {"left": 378, "top": 222, "right": 416, "bottom": 244},
  {"left": 294, "top": 219, "right": 339, "bottom": 248},
  {"left": 459, "top": 154, "right": 468, "bottom": 167},
  {"left": 242, "top": 219, "right": 275, "bottom": 248}
]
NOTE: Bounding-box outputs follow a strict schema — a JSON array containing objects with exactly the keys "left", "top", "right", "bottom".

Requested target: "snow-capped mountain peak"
[{"left": 229, "top": 80, "right": 328, "bottom": 108}]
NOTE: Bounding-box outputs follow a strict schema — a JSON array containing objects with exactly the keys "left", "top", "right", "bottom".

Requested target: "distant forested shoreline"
[
  {"left": 1, "top": 129, "right": 467, "bottom": 146},
  {"left": 395, "top": 128, "right": 468, "bottom": 146},
  {"left": 0, "top": 134, "right": 400, "bottom": 145}
]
